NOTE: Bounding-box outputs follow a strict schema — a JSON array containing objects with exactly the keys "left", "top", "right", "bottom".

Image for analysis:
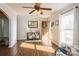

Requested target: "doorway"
[
  {"left": 41, "top": 21, "right": 52, "bottom": 47},
  {"left": 0, "top": 10, "right": 9, "bottom": 47}
]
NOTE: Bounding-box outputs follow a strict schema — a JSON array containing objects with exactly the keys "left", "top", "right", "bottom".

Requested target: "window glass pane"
[
  {"left": 60, "top": 10, "right": 74, "bottom": 46},
  {"left": 61, "top": 30, "right": 73, "bottom": 46},
  {"left": 61, "top": 13, "right": 74, "bottom": 29}
]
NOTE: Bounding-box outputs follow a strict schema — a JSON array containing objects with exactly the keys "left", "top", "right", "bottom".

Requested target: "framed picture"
[
  {"left": 28, "top": 21, "right": 38, "bottom": 28},
  {"left": 51, "top": 21, "right": 54, "bottom": 27},
  {"left": 42, "top": 21, "right": 48, "bottom": 28}
]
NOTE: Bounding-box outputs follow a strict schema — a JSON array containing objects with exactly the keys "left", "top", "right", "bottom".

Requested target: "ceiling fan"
[{"left": 22, "top": 3, "right": 52, "bottom": 15}]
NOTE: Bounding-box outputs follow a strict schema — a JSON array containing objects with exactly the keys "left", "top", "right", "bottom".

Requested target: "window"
[{"left": 59, "top": 10, "right": 74, "bottom": 46}]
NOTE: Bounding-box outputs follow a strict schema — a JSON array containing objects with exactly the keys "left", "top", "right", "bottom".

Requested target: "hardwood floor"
[{"left": 0, "top": 41, "right": 58, "bottom": 56}]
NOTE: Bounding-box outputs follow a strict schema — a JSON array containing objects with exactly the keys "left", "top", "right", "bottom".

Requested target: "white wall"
[
  {"left": 17, "top": 14, "right": 49, "bottom": 40},
  {"left": 0, "top": 4, "right": 17, "bottom": 47},
  {"left": 50, "top": 14, "right": 59, "bottom": 46}
]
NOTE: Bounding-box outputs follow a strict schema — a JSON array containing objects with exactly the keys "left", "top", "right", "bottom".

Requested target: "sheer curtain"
[
  {"left": 74, "top": 6, "right": 79, "bottom": 48},
  {"left": 59, "top": 9, "right": 74, "bottom": 47}
]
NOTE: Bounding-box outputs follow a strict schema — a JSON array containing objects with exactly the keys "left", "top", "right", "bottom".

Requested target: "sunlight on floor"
[
  {"left": 36, "top": 45, "right": 55, "bottom": 53},
  {"left": 20, "top": 42, "right": 55, "bottom": 53},
  {"left": 20, "top": 42, "right": 35, "bottom": 49}
]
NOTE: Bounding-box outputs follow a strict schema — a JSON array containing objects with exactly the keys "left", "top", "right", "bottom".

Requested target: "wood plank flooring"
[{"left": 0, "top": 41, "right": 58, "bottom": 56}]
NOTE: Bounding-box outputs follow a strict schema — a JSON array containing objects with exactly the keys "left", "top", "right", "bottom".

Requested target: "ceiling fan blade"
[
  {"left": 29, "top": 10, "right": 35, "bottom": 14},
  {"left": 40, "top": 8, "right": 52, "bottom": 10},
  {"left": 23, "top": 7, "right": 34, "bottom": 9}
]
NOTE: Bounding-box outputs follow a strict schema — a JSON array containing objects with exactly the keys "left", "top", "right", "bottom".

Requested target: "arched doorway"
[{"left": 0, "top": 10, "right": 9, "bottom": 47}]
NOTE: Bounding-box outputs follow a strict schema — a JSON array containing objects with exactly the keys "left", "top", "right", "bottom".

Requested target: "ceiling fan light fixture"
[{"left": 33, "top": 10, "right": 43, "bottom": 15}]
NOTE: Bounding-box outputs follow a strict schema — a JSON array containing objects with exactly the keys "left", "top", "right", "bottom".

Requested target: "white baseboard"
[
  {"left": 24, "top": 40, "right": 41, "bottom": 42},
  {"left": 17, "top": 39, "right": 26, "bottom": 40},
  {"left": 9, "top": 40, "right": 17, "bottom": 48}
]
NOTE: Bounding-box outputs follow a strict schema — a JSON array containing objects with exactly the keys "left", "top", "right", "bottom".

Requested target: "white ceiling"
[{"left": 7, "top": 3, "right": 73, "bottom": 15}]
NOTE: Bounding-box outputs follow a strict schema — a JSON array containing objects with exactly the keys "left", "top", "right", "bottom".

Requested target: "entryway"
[
  {"left": 41, "top": 21, "right": 52, "bottom": 47},
  {"left": 0, "top": 10, "right": 9, "bottom": 47}
]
